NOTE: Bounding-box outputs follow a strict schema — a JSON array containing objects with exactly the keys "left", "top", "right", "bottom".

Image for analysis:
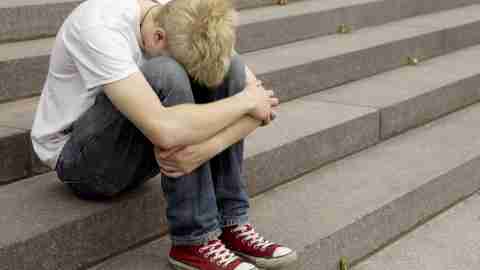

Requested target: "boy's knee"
[
  {"left": 141, "top": 56, "right": 194, "bottom": 105},
  {"left": 224, "top": 54, "right": 247, "bottom": 94}
]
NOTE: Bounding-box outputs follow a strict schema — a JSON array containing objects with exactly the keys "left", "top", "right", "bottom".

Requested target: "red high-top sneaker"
[
  {"left": 220, "top": 223, "right": 297, "bottom": 269},
  {"left": 169, "top": 239, "right": 257, "bottom": 270}
]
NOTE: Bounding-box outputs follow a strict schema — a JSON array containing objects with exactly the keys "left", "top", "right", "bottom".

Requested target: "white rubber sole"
[
  {"left": 169, "top": 257, "right": 199, "bottom": 270},
  {"left": 169, "top": 257, "right": 260, "bottom": 270},
  {"left": 235, "top": 250, "right": 298, "bottom": 269}
]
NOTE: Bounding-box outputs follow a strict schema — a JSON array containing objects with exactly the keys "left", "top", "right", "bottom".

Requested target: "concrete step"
[
  {"left": 0, "top": 0, "right": 304, "bottom": 44},
  {"left": 353, "top": 191, "right": 480, "bottom": 270},
  {"left": 4, "top": 38, "right": 480, "bottom": 187},
  {"left": 87, "top": 96, "right": 480, "bottom": 270},
  {"left": 2, "top": 0, "right": 478, "bottom": 46},
  {"left": 3, "top": 3, "right": 480, "bottom": 102},
  {"left": 0, "top": 92, "right": 380, "bottom": 270}
]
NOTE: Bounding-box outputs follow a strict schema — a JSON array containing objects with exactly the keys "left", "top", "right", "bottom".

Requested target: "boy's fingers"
[
  {"left": 160, "top": 168, "right": 184, "bottom": 178},
  {"left": 270, "top": 111, "right": 277, "bottom": 121},
  {"left": 269, "top": 97, "right": 279, "bottom": 106},
  {"left": 156, "top": 146, "right": 184, "bottom": 159},
  {"left": 158, "top": 162, "right": 180, "bottom": 172}
]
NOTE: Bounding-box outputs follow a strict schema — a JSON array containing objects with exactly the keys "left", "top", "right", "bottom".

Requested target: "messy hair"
[{"left": 153, "top": 0, "right": 238, "bottom": 88}]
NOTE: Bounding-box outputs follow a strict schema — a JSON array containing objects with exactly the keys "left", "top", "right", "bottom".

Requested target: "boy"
[{"left": 31, "top": 0, "right": 297, "bottom": 269}]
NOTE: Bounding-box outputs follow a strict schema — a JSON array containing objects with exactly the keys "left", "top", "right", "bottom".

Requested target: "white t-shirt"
[{"left": 31, "top": 0, "right": 168, "bottom": 169}]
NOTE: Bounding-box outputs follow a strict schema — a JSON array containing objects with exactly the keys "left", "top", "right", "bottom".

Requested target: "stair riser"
[
  {"left": 381, "top": 75, "right": 480, "bottom": 139},
  {"left": 4, "top": 57, "right": 480, "bottom": 187},
  {"left": 244, "top": 111, "right": 379, "bottom": 196},
  {"left": 0, "top": 129, "right": 30, "bottom": 183},
  {"left": 238, "top": 0, "right": 480, "bottom": 53},
  {"left": 258, "top": 21, "right": 480, "bottom": 104},
  {"left": 0, "top": 180, "right": 168, "bottom": 270},
  {"left": 0, "top": 1, "right": 80, "bottom": 44},
  {"left": 283, "top": 155, "right": 480, "bottom": 270},
  {"left": 4, "top": 3, "right": 480, "bottom": 103},
  {"left": 0, "top": 109, "right": 379, "bottom": 270},
  {"left": 0, "top": 56, "right": 47, "bottom": 103},
  {"left": 0, "top": 0, "right": 303, "bottom": 44}
]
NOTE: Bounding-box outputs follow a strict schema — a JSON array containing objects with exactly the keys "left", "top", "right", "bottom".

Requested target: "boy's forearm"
[
  {"left": 205, "top": 115, "right": 262, "bottom": 158},
  {"left": 161, "top": 91, "right": 254, "bottom": 148},
  {"left": 163, "top": 65, "right": 260, "bottom": 148}
]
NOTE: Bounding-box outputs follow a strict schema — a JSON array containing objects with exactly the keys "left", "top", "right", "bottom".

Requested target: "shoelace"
[
  {"left": 198, "top": 240, "right": 239, "bottom": 267},
  {"left": 232, "top": 224, "right": 274, "bottom": 250}
]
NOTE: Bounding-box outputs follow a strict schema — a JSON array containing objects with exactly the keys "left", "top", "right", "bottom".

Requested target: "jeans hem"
[
  {"left": 220, "top": 214, "right": 249, "bottom": 227},
  {"left": 170, "top": 228, "right": 223, "bottom": 246}
]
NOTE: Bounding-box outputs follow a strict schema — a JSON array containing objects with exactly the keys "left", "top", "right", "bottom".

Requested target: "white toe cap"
[
  {"left": 235, "top": 262, "right": 257, "bottom": 270},
  {"left": 273, "top": 246, "right": 293, "bottom": 257}
]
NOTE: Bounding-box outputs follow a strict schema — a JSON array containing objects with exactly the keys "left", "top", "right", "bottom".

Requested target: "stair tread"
[
  {"left": 312, "top": 44, "right": 480, "bottom": 108},
  {"left": 89, "top": 95, "right": 480, "bottom": 270},
  {"left": 0, "top": 0, "right": 80, "bottom": 8},
  {"left": 2, "top": 4, "right": 479, "bottom": 64},
  {"left": 0, "top": 91, "right": 376, "bottom": 247},
  {"left": 240, "top": 0, "right": 375, "bottom": 25},
  {"left": 244, "top": 4, "right": 480, "bottom": 73},
  {"left": 4, "top": 39, "right": 480, "bottom": 138},
  {"left": 354, "top": 192, "right": 480, "bottom": 270}
]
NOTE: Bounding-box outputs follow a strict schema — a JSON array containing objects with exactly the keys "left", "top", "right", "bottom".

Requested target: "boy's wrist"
[{"left": 234, "top": 89, "right": 256, "bottom": 114}]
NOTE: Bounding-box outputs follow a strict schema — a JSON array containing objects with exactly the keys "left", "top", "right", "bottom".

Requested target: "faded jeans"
[{"left": 55, "top": 55, "right": 250, "bottom": 246}]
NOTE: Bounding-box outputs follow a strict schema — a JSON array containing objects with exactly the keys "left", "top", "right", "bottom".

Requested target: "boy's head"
[{"left": 141, "top": 0, "right": 238, "bottom": 88}]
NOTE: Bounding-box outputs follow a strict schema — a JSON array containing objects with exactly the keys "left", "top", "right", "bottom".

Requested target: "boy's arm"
[
  {"left": 104, "top": 70, "right": 277, "bottom": 149},
  {"left": 156, "top": 114, "right": 262, "bottom": 177},
  {"left": 156, "top": 65, "right": 277, "bottom": 177}
]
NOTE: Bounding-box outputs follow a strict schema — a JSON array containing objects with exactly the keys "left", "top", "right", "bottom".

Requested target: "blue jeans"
[{"left": 56, "top": 55, "right": 250, "bottom": 246}]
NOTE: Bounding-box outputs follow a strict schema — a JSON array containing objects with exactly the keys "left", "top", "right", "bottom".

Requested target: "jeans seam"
[{"left": 170, "top": 227, "right": 223, "bottom": 246}]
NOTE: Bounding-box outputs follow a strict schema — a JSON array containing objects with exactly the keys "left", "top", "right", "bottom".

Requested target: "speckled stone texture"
[
  {"left": 4, "top": 4, "right": 480, "bottom": 102},
  {"left": 0, "top": 0, "right": 302, "bottom": 43},
  {"left": 353, "top": 192, "right": 480, "bottom": 270},
  {"left": 312, "top": 44, "right": 480, "bottom": 139},
  {"left": 0, "top": 172, "right": 168, "bottom": 270},
  {"left": 0, "top": 92, "right": 379, "bottom": 270},
  {"left": 0, "top": 0, "right": 82, "bottom": 43},
  {"left": 0, "top": 127, "right": 30, "bottom": 184},
  {"left": 237, "top": 0, "right": 480, "bottom": 53},
  {"left": 88, "top": 101, "right": 480, "bottom": 270}
]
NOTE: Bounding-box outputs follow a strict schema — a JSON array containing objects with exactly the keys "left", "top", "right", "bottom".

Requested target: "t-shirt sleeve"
[{"left": 64, "top": 26, "right": 139, "bottom": 90}]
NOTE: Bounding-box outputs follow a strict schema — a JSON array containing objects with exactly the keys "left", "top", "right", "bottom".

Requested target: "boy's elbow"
[{"left": 149, "top": 120, "right": 181, "bottom": 149}]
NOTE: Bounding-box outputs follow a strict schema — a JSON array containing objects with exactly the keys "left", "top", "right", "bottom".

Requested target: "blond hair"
[{"left": 153, "top": 0, "right": 238, "bottom": 88}]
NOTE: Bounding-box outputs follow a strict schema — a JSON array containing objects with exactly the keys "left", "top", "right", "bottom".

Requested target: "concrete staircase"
[{"left": 2, "top": 0, "right": 480, "bottom": 269}]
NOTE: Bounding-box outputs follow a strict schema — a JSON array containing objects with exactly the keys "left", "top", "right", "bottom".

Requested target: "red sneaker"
[
  {"left": 220, "top": 223, "right": 297, "bottom": 269},
  {"left": 169, "top": 239, "right": 258, "bottom": 270}
]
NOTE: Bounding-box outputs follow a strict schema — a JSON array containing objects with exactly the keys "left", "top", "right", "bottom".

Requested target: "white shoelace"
[
  {"left": 198, "top": 240, "right": 239, "bottom": 267},
  {"left": 232, "top": 224, "right": 274, "bottom": 250}
]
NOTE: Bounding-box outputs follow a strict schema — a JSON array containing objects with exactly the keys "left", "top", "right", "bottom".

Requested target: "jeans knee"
[
  {"left": 224, "top": 54, "right": 247, "bottom": 95},
  {"left": 140, "top": 56, "right": 195, "bottom": 106}
]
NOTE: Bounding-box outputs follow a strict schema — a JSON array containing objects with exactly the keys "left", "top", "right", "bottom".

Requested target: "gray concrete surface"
[
  {"left": 0, "top": 127, "right": 30, "bottom": 184},
  {"left": 238, "top": 0, "right": 480, "bottom": 53},
  {"left": 0, "top": 172, "right": 169, "bottom": 270},
  {"left": 245, "top": 4, "right": 480, "bottom": 103},
  {"left": 4, "top": 3, "right": 480, "bottom": 102},
  {"left": 5, "top": 37, "right": 480, "bottom": 185},
  {"left": 243, "top": 95, "right": 379, "bottom": 195},
  {"left": 0, "top": 94, "right": 378, "bottom": 270},
  {"left": 312, "top": 44, "right": 480, "bottom": 139},
  {"left": 353, "top": 192, "right": 480, "bottom": 270},
  {"left": 88, "top": 99, "right": 480, "bottom": 270},
  {"left": 0, "top": 0, "right": 300, "bottom": 44}
]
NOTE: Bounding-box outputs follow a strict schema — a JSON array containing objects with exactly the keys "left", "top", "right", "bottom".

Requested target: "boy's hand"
[
  {"left": 154, "top": 143, "right": 215, "bottom": 178},
  {"left": 241, "top": 80, "right": 279, "bottom": 125}
]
